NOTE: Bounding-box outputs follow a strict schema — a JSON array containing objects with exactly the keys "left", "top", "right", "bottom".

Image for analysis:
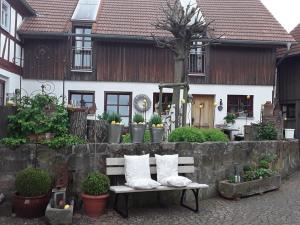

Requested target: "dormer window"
[
  {"left": 1, "top": 0, "right": 10, "bottom": 32},
  {"left": 72, "top": 27, "right": 92, "bottom": 72},
  {"left": 189, "top": 42, "right": 205, "bottom": 76}
]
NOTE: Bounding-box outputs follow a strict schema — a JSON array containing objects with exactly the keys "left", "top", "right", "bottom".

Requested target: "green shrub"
[
  {"left": 149, "top": 114, "right": 162, "bottom": 126},
  {"left": 168, "top": 127, "right": 206, "bottom": 143},
  {"left": 259, "top": 160, "right": 269, "bottom": 169},
  {"left": 82, "top": 172, "right": 110, "bottom": 196},
  {"left": 1, "top": 137, "right": 27, "bottom": 149},
  {"left": 224, "top": 113, "right": 236, "bottom": 124},
  {"left": 97, "top": 112, "right": 109, "bottom": 121},
  {"left": 133, "top": 113, "right": 144, "bottom": 123},
  {"left": 107, "top": 112, "right": 122, "bottom": 123},
  {"left": 257, "top": 122, "right": 278, "bottom": 140},
  {"left": 122, "top": 130, "right": 151, "bottom": 143},
  {"left": 15, "top": 167, "right": 52, "bottom": 197},
  {"left": 42, "top": 135, "right": 86, "bottom": 149},
  {"left": 254, "top": 168, "right": 274, "bottom": 179},
  {"left": 201, "top": 128, "right": 229, "bottom": 142}
]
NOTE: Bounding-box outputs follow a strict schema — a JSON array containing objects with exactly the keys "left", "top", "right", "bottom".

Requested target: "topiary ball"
[
  {"left": 82, "top": 172, "right": 110, "bottom": 196},
  {"left": 15, "top": 167, "right": 52, "bottom": 197},
  {"left": 168, "top": 127, "right": 206, "bottom": 143}
]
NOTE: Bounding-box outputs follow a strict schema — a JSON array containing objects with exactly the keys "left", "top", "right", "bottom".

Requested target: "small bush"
[
  {"left": 168, "top": 127, "right": 206, "bottom": 143},
  {"left": 224, "top": 113, "right": 236, "bottom": 124},
  {"left": 201, "top": 128, "right": 229, "bottom": 142},
  {"left": 16, "top": 167, "right": 52, "bottom": 197},
  {"left": 149, "top": 115, "right": 162, "bottom": 126},
  {"left": 107, "top": 112, "right": 122, "bottom": 123},
  {"left": 133, "top": 113, "right": 144, "bottom": 123},
  {"left": 1, "top": 137, "right": 27, "bottom": 149},
  {"left": 122, "top": 130, "right": 151, "bottom": 143},
  {"left": 43, "top": 135, "right": 86, "bottom": 149},
  {"left": 259, "top": 160, "right": 269, "bottom": 169},
  {"left": 257, "top": 122, "right": 278, "bottom": 140},
  {"left": 82, "top": 172, "right": 110, "bottom": 196}
]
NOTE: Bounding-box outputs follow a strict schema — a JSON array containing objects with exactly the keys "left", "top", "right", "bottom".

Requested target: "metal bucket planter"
[
  {"left": 130, "top": 124, "right": 146, "bottom": 143},
  {"left": 150, "top": 128, "right": 164, "bottom": 143},
  {"left": 108, "top": 124, "right": 124, "bottom": 143}
]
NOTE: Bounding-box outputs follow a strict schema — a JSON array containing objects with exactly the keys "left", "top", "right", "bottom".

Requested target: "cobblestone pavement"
[{"left": 1, "top": 172, "right": 300, "bottom": 225}]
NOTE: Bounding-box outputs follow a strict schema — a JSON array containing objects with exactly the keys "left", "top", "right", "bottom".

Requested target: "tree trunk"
[
  {"left": 69, "top": 111, "right": 88, "bottom": 139},
  {"left": 87, "top": 119, "right": 109, "bottom": 143}
]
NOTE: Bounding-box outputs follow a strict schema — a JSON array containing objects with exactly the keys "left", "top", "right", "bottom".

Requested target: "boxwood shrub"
[
  {"left": 15, "top": 167, "right": 52, "bottom": 197},
  {"left": 201, "top": 128, "right": 229, "bottom": 142},
  {"left": 82, "top": 172, "right": 110, "bottom": 196}
]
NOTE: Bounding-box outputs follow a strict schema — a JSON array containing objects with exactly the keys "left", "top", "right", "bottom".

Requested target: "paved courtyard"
[{"left": 1, "top": 171, "right": 300, "bottom": 225}]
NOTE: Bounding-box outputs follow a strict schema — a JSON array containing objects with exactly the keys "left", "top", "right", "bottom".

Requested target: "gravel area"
[{"left": 1, "top": 172, "right": 300, "bottom": 225}]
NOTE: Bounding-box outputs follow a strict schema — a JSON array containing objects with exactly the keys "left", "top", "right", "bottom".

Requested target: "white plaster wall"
[
  {"left": 0, "top": 68, "right": 21, "bottom": 103},
  {"left": 21, "top": 79, "right": 273, "bottom": 134}
]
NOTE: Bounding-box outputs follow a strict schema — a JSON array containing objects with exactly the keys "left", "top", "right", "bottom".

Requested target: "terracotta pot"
[
  {"left": 13, "top": 193, "right": 50, "bottom": 218},
  {"left": 82, "top": 193, "right": 109, "bottom": 217}
]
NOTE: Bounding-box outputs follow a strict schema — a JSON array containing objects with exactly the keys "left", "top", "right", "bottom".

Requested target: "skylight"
[{"left": 71, "top": 0, "right": 101, "bottom": 22}]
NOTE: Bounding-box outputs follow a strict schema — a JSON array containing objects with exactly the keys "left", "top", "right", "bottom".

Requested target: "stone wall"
[{"left": 0, "top": 140, "right": 299, "bottom": 204}]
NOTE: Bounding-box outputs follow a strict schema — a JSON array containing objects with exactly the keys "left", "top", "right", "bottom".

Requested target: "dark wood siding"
[
  {"left": 95, "top": 41, "right": 174, "bottom": 83},
  {"left": 204, "top": 45, "right": 276, "bottom": 85},
  {"left": 279, "top": 55, "right": 300, "bottom": 102}
]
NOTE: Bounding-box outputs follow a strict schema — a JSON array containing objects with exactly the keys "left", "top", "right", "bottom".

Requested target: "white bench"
[{"left": 106, "top": 157, "right": 209, "bottom": 218}]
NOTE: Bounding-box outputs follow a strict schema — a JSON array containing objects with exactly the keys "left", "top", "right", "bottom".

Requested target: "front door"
[{"left": 192, "top": 95, "right": 214, "bottom": 128}]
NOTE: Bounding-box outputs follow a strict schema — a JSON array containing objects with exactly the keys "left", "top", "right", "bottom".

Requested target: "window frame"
[
  {"left": 0, "top": 79, "right": 5, "bottom": 106},
  {"left": 227, "top": 95, "right": 254, "bottom": 118},
  {"left": 68, "top": 90, "right": 95, "bottom": 108},
  {"left": 1, "top": 0, "right": 10, "bottom": 32},
  {"left": 71, "top": 26, "right": 93, "bottom": 72},
  {"left": 188, "top": 42, "right": 206, "bottom": 76},
  {"left": 104, "top": 92, "right": 132, "bottom": 126}
]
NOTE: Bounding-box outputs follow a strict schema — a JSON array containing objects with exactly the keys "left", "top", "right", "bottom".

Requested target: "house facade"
[
  {"left": 2, "top": 0, "right": 294, "bottom": 133},
  {"left": 278, "top": 24, "right": 300, "bottom": 138},
  {"left": 0, "top": 0, "right": 34, "bottom": 106}
]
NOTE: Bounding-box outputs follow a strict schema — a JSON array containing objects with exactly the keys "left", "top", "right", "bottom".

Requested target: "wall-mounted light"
[
  {"left": 199, "top": 103, "right": 204, "bottom": 109},
  {"left": 217, "top": 99, "right": 223, "bottom": 111},
  {"left": 246, "top": 95, "right": 251, "bottom": 100}
]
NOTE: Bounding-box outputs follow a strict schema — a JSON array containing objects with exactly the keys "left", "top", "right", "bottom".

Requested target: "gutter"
[
  {"left": 18, "top": 31, "right": 294, "bottom": 47},
  {"left": 19, "top": 0, "right": 36, "bottom": 16}
]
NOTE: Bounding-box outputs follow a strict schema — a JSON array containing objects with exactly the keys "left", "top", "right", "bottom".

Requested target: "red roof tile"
[{"left": 277, "top": 24, "right": 300, "bottom": 58}]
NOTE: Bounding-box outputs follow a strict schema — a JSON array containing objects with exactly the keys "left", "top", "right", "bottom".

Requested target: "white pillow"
[
  {"left": 126, "top": 178, "right": 161, "bottom": 190},
  {"left": 124, "top": 154, "right": 160, "bottom": 189},
  {"left": 155, "top": 154, "right": 178, "bottom": 185},
  {"left": 162, "top": 176, "right": 192, "bottom": 187}
]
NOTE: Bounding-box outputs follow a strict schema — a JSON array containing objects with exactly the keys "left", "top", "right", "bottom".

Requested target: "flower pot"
[
  {"left": 150, "top": 127, "right": 164, "bottom": 143},
  {"left": 13, "top": 192, "right": 50, "bottom": 218},
  {"left": 45, "top": 202, "right": 74, "bottom": 225},
  {"left": 285, "top": 129, "right": 295, "bottom": 139},
  {"left": 81, "top": 193, "right": 109, "bottom": 218},
  {"left": 130, "top": 124, "right": 146, "bottom": 143},
  {"left": 108, "top": 124, "right": 124, "bottom": 143}
]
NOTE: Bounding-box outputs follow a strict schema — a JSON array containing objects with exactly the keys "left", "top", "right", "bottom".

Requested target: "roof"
[
  {"left": 18, "top": 0, "right": 36, "bottom": 15},
  {"left": 277, "top": 24, "right": 300, "bottom": 58},
  {"left": 19, "top": 0, "right": 294, "bottom": 44},
  {"left": 199, "top": 0, "right": 294, "bottom": 43}
]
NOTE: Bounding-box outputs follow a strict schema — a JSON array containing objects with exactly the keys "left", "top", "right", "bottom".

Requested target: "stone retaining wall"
[{"left": 0, "top": 140, "right": 299, "bottom": 204}]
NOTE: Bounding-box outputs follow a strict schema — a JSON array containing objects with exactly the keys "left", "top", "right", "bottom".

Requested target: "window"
[
  {"left": 71, "top": 0, "right": 101, "bottom": 22},
  {"left": 105, "top": 92, "right": 132, "bottom": 126},
  {"left": 282, "top": 104, "right": 295, "bottom": 119},
  {"left": 189, "top": 42, "right": 205, "bottom": 75},
  {"left": 69, "top": 91, "right": 95, "bottom": 108},
  {"left": 1, "top": 0, "right": 10, "bottom": 31},
  {"left": 72, "top": 27, "right": 92, "bottom": 71},
  {"left": 0, "top": 80, "right": 5, "bottom": 106},
  {"left": 227, "top": 95, "right": 253, "bottom": 117},
  {"left": 153, "top": 93, "right": 172, "bottom": 114}
]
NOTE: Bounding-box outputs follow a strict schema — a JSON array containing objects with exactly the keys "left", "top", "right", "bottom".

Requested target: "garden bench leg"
[
  {"left": 113, "top": 193, "right": 129, "bottom": 218},
  {"left": 180, "top": 189, "right": 199, "bottom": 213}
]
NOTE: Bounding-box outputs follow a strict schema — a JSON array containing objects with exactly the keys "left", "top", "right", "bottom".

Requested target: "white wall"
[
  {"left": 21, "top": 79, "right": 273, "bottom": 133},
  {"left": 0, "top": 68, "right": 21, "bottom": 103}
]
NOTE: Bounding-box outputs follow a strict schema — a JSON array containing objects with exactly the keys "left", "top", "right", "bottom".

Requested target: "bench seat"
[{"left": 110, "top": 183, "right": 209, "bottom": 194}]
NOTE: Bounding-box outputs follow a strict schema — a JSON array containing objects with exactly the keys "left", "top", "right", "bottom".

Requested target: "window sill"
[
  {"left": 236, "top": 117, "right": 254, "bottom": 120},
  {"left": 188, "top": 73, "right": 206, "bottom": 77},
  {"left": 71, "top": 69, "right": 93, "bottom": 73}
]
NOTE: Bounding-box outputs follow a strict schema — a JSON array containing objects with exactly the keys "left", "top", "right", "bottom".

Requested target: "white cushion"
[
  {"left": 162, "top": 176, "right": 192, "bottom": 187},
  {"left": 125, "top": 178, "right": 161, "bottom": 190},
  {"left": 124, "top": 154, "right": 160, "bottom": 189},
  {"left": 155, "top": 154, "right": 178, "bottom": 185}
]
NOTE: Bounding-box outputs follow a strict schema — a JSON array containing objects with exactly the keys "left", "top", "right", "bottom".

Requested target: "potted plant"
[
  {"left": 81, "top": 172, "right": 110, "bottom": 217},
  {"left": 224, "top": 113, "right": 236, "bottom": 126},
  {"left": 130, "top": 113, "right": 146, "bottom": 143},
  {"left": 107, "top": 112, "right": 124, "bottom": 143},
  {"left": 13, "top": 167, "right": 52, "bottom": 218},
  {"left": 149, "top": 114, "right": 164, "bottom": 143}
]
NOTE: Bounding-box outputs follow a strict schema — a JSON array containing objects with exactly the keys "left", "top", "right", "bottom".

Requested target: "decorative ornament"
[{"left": 133, "top": 94, "right": 151, "bottom": 113}]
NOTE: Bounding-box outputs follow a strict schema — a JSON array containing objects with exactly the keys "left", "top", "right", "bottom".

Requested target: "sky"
[{"left": 260, "top": 0, "right": 300, "bottom": 32}]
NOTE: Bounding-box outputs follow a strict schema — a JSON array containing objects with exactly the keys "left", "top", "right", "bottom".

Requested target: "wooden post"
[
  {"left": 69, "top": 110, "right": 88, "bottom": 139},
  {"left": 182, "top": 85, "right": 188, "bottom": 126}
]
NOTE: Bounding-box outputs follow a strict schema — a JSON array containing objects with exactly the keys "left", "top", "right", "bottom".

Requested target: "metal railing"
[
  {"left": 188, "top": 50, "right": 205, "bottom": 75},
  {"left": 71, "top": 47, "right": 93, "bottom": 71}
]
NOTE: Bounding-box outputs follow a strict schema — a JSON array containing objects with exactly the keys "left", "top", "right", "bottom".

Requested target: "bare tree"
[{"left": 153, "top": 0, "right": 213, "bottom": 127}]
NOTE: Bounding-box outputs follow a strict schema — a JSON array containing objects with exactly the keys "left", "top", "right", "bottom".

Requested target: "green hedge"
[{"left": 168, "top": 127, "right": 228, "bottom": 143}]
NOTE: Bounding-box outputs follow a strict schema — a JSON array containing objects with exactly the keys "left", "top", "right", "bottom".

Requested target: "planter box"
[
  {"left": 218, "top": 174, "right": 281, "bottom": 200},
  {"left": 45, "top": 203, "right": 73, "bottom": 225}
]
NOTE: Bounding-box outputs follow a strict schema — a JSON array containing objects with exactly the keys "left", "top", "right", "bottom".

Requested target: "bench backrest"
[{"left": 106, "top": 157, "right": 194, "bottom": 176}]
